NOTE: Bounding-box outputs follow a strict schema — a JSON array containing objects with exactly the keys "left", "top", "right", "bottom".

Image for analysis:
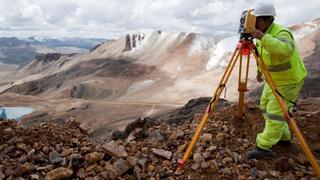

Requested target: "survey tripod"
[{"left": 177, "top": 35, "right": 320, "bottom": 177}]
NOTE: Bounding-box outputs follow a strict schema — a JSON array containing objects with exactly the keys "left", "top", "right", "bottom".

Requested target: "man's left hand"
[{"left": 253, "top": 29, "right": 264, "bottom": 40}]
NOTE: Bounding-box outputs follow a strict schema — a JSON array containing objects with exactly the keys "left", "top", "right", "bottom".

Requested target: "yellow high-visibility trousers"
[{"left": 257, "top": 80, "right": 304, "bottom": 150}]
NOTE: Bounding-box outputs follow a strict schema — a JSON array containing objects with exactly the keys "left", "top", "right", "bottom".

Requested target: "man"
[{"left": 247, "top": 2, "right": 307, "bottom": 159}]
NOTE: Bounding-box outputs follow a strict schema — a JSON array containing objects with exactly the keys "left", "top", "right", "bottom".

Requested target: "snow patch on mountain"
[
  {"left": 188, "top": 34, "right": 213, "bottom": 56},
  {"left": 292, "top": 21, "right": 320, "bottom": 40},
  {"left": 131, "top": 32, "right": 151, "bottom": 51},
  {"left": 293, "top": 25, "right": 317, "bottom": 40},
  {"left": 124, "top": 31, "right": 189, "bottom": 55},
  {"left": 206, "top": 36, "right": 238, "bottom": 71}
]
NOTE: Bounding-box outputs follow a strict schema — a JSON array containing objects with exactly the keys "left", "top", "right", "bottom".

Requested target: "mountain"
[
  {"left": 0, "top": 18, "right": 319, "bottom": 141},
  {"left": 24, "top": 36, "right": 106, "bottom": 50},
  {"left": 0, "top": 31, "right": 242, "bottom": 102},
  {"left": 0, "top": 18, "right": 320, "bottom": 180},
  {"left": 0, "top": 36, "right": 105, "bottom": 65},
  {"left": 0, "top": 30, "right": 248, "bottom": 142}
]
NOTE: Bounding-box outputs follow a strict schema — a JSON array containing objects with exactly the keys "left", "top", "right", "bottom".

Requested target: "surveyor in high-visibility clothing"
[{"left": 247, "top": 2, "right": 307, "bottom": 159}]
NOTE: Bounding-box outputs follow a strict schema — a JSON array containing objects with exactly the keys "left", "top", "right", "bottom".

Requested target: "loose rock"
[
  {"left": 216, "top": 133, "right": 225, "bottom": 142},
  {"left": 200, "top": 133, "right": 213, "bottom": 142},
  {"left": 86, "top": 152, "right": 104, "bottom": 164},
  {"left": 49, "top": 151, "right": 63, "bottom": 164},
  {"left": 102, "top": 142, "right": 128, "bottom": 158},
  {"left": 151, "top": 148, "right": 172, "bottom": 160},
  {"left": 45, "top": 167, "right": 73, "bottom": 180},
  {"left": 114, "top": 158, "right": 131, "bottom": 176}
]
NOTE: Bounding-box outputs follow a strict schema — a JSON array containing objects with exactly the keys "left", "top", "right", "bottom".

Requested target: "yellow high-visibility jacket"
[{"left": 256, "top": 23, "right": 307, "bottom": 86}]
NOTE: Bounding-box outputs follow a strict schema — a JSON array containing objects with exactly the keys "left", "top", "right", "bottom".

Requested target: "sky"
[{"left": 0, "top": 0, "right": 319, "bottom": 39}]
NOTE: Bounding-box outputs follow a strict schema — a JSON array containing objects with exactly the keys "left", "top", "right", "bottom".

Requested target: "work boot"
[{"left": 246, "top": 147, "right": 272, "bottom": 160}]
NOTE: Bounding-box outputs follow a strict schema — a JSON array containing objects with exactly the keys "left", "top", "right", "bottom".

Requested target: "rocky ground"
[{"left": 0, "top": 98, "right": 319, "bottom": 180}]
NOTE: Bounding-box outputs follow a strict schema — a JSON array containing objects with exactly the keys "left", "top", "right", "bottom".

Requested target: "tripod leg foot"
[{"left": 175, "top": 160, "right": 185, "bottom": 175}]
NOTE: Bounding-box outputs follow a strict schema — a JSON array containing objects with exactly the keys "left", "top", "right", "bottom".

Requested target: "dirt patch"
[
  {"left": 88, "top": 58, "right": 157, "bottom": 78},
  {"left": 70, "top": 83, "right": 112, "bottom": 100}
]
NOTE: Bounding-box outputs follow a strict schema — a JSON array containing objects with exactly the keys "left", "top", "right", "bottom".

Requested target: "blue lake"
[{"left": 0, "top": 107, "right": 34, "bottom": 120}]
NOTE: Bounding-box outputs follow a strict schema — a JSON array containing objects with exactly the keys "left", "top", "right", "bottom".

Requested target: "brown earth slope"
[{"left": 0, "top": 98, "right": 319, "bottom": 179}]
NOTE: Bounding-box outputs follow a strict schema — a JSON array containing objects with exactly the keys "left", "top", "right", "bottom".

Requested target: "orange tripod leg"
[
  {"left": 237, "top": 47, "right": 251, "bottom": 117},
  {"left": 177, "top": 47, "right": 241, "bottom": 170}
]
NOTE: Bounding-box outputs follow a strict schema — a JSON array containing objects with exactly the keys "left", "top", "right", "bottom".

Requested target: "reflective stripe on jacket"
[{"left": 256, "top": 23, "right": 307, "bottom": 86}]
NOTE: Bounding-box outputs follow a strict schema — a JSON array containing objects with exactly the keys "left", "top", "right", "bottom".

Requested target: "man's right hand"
[
  {"left": 253, "top": 29, "right": 265, "bottom": 40},
  {"left": 256, "top": 72, "right": 263, "bottom": 83}
]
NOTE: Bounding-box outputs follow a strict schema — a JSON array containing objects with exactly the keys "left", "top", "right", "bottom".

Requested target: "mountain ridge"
[{"left": 0, "top": 18, "right": 319, "bottom": 142}]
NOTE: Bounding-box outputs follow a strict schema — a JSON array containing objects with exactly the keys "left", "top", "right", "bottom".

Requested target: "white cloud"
[{"left": 0, "top": 0, "right": 319, "bottom": 38}]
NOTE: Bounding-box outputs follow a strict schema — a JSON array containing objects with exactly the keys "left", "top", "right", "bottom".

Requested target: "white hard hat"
[{"left": 254, "top": 2, "right": 276, "bottom": 17}]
